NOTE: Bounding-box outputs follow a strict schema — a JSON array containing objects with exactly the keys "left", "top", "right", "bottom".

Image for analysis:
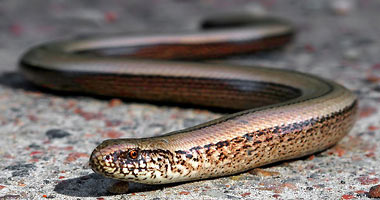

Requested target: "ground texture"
[{"left": 0, "top": 0, "right": 380, "bottom": 199}]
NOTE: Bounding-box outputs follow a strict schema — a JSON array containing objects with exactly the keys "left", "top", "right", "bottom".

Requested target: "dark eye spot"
[{"left": 128, "top": 150, "right": 138, "bottom": 159}]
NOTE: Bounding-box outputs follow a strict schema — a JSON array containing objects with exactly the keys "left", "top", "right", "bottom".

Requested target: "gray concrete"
[{"left": 0, "top": 0, "right": 379, "bottom": 199}]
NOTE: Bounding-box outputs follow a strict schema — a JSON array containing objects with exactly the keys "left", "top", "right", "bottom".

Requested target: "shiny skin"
[{"left": 19, "top": 16, "right": 357, "bottom": 184}]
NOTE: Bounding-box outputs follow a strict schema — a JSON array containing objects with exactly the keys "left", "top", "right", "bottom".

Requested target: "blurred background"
[{"left": 1, "top": 0, "right": 379, "bottom": 72}]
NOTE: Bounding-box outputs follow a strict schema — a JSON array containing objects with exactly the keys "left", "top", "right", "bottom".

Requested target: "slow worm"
[{"left": 19, "top": 16, "right": 357, "bottom": 184}]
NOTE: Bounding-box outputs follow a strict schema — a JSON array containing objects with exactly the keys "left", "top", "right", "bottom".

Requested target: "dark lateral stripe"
[
  {"left": 75, "top": 34, "right": 293, "bottom": 60},
  {"left": 20, "top": 62, "right": 300, "bottom": 98}
]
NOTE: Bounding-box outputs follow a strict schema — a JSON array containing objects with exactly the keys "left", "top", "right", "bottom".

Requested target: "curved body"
[{"left": 19, "top": 16, "right": 357, "bottom": 184}]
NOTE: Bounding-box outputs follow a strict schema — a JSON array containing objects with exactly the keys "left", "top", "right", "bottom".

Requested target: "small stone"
[
  {"left": 306, "top": 187, "right": 313, "bottom": 191},
  {"left": 46, "top": 129, "right": 71, "bottom": 139},
  {"left": 5, "top": 163, "right": 36, "bottom": 172},
  {"left": 368, "top": 184, "right": 380, "bottom": 198},
  {"left": 344, "top": 49, "right": 360, "bottom": 60},
  {"left": 249, "top": 168, "right": 280, "bottom": 177},
  {"left": 230, "top": 174, "right": 243, "bottom": 181},
  {"left": 330, "top": 0, "right": 355, "bottom": 15},
  {"left": 108, "top": 98, "right": 122, "bottom": 107},
  {"left": 28, "top": 143, "right": 41, "bottom": 149}
]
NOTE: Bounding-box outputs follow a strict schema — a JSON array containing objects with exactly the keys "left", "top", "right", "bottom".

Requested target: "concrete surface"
[{"left": 0, "top": 0, "right": 380, "bottom": 199}]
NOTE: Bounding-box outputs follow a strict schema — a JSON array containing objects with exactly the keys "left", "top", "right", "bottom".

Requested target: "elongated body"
[{"left": 19, "top": 16, "right": 357, "bottom": 184}]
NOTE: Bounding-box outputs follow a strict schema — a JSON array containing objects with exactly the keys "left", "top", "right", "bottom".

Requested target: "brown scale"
[{"left": 159, "top": 101, "right": 357, "bottom": 181}]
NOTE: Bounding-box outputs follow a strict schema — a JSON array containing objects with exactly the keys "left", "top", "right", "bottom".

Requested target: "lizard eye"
[{"left": 128, "top": 150, "right": 138, "bottom": 159}]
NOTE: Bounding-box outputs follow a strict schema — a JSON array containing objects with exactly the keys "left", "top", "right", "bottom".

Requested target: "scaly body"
[{"left": 19, "top": 16, "right": 357, "bottom": 184}]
